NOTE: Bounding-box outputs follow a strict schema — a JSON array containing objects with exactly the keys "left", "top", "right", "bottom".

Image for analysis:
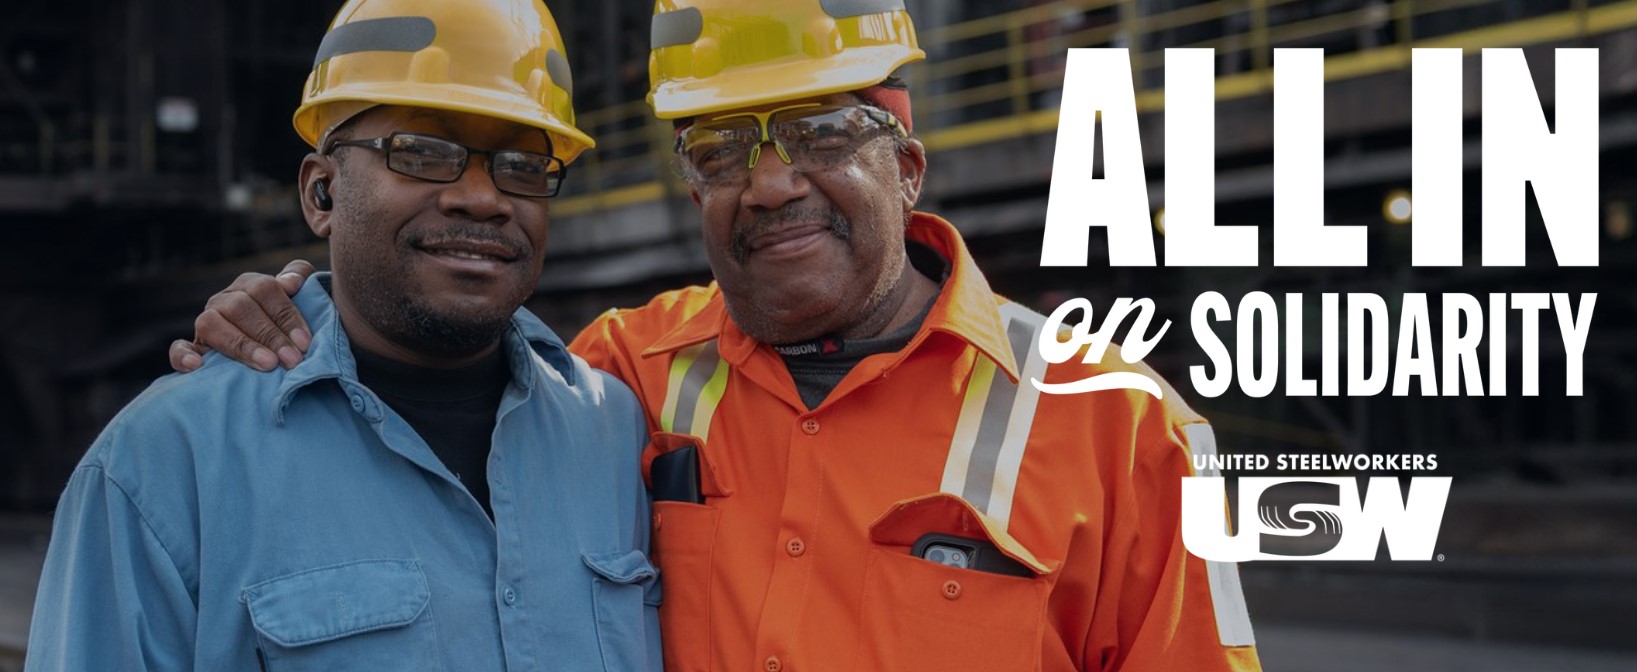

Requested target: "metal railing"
[{"left": 552, "top": 0, "right": 1637, "bottom": 210}]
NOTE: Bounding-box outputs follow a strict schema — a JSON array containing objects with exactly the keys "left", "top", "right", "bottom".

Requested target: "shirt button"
[
  {"left": 785, "top": 537, "right": 806, "bottom": 557},
  {"left": 349, "top": 394, "right": 365, "bottom": 412},
  {"left": 800, "top": 418, "right": 820, "bottom": 435},
  {"left": 503, "top": 587, "right": 517, "bottom": 605},
  {"left": 942, "top": 579, "right": 962, "bottom": 600},
  {"left": 764, "top": 655, "right": 783, "bottom": 672}
]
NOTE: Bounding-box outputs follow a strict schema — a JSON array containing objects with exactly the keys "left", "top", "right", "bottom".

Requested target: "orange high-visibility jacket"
[{"left": 569, "top": 213, "right": 1261, "bottom": 672}]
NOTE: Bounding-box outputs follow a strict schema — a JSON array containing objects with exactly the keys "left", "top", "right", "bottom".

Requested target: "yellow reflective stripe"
[
  {"left": 959, "top": 319, "right": 1031, "bottom": 515},
  {"left": 940, "top": 353, "right": 997, "bottom": 497},
  {"left": 660, "top": 343, "right": 706, "bottom": 433},
  {"left": 689, "top": 356, "right": 731, "bottom": 443},
  {"left": 660, "top": 341, "right": 730, "bottom": 440},
  {"left": 984, "top": 302, "right": 1049, "bottom": 529},
  {"left": 940, "top": 302, "right": 1048, "bottom": 531}
]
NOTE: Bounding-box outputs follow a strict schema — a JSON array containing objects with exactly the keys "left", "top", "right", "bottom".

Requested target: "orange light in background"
[{"left": 1608, "top": 201, "right": 1632, "bottom": 240}]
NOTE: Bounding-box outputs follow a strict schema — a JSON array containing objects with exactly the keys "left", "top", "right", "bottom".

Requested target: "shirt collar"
[
  {"left": 273, "top": 273, "right": 577, "bottom": 422},
  {"left": 638, "top": 211, "right": 1022, "bottom": 382}
]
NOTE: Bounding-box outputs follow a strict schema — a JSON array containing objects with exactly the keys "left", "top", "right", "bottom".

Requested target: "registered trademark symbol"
[{"left": 1437, "top": 554, "right": 1445, "bottom": 562}]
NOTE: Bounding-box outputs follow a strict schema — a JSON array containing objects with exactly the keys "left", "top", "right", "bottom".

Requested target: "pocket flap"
[
  {"left": 582, "top": 549, "right": 659, "bottom": 585},
  {"left": 869, "top": 493, "right": 1061, "bottom": 576},
  {"left": 242, "top": 559, "right": 431, "bottom": 648}
]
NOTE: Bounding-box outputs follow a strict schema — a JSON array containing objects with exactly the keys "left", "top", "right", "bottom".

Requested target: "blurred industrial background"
[{"left": 3, "top": 0, "right": 1637, "bottom": 669}]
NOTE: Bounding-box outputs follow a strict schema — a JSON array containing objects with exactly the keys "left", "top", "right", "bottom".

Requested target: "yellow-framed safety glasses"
[{"left": 675, "top": 103, "right": 907, "bottom": 185}]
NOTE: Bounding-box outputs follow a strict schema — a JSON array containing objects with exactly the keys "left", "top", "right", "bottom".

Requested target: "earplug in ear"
[{"left": 314, "top": 179, "right": 333, "bottom": 211}]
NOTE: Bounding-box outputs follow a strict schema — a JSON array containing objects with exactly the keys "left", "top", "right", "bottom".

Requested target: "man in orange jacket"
[{"left": 171, "top": 1, "right": 1261, "bottom": 669}]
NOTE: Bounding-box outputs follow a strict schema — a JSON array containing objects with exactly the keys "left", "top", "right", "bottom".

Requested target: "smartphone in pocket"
[
  {"left": 650, "top": 444, "right": 704, "bottom": 504},
  {"left": 911, "top": 533, "right": 1034, "bottom": 577}
]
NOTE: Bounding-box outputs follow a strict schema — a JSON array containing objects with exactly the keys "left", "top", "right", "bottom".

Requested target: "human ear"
[
  {"left": 297, "top": 155, "right": 338, "bottom": 238},
  {"left": 895, "top": 138, "right": 927, "bottom": 211}
]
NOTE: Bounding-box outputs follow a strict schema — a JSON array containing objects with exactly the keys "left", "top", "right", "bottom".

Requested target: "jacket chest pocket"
[
  {"left": 242, "top": 559, "right": 444, "bottom": 672},
  {"left": 853, "top": 494, "right": 1059, "bottom": 672},
  {"left": 645, "top": 431, "right": 731, "bottom": 672},
  {"left": 651, "top": 500, "right": 720, "bottom": 672}
]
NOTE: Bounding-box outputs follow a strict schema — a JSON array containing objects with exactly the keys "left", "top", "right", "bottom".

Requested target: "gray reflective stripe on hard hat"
[
  {"left": 651, "top": 7, "right": 704, "bottom": 49},
  {"left": 820, "top": 0, "right": 907, "bottom": 19},
  {"left": 545, "top": 49, "right": 573, "bottom": 95},
  {"left": 313, "top": 16, "right": 436, "bottom": 68},
  {"left": 939, "top": 302, "right": 1049, "bottom": 530},
  {"left": 660, "top": 341, "right": 730, "bottom": 442}
]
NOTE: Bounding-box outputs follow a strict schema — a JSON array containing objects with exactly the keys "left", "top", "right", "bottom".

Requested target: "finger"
[
  {"left": 245, "top": 274, "right": 313, "bottom": 354},
  {"left": 221, "top": 270, "right": 309, "bottom": 352},
  {"left": 168, "top": 339, "right": 206, "bottom": 372},
  {"left": 196, "top": 309, "right": 278, "bottom": 372},
  {"left": 219, "top": 291, "right": 305, "bottom": 369},
  {"left": 228, "top": 270, "right": 268, "bottom": 293},
  {"left": 275, "top": 259, "right": 317, "bottom": 296}
]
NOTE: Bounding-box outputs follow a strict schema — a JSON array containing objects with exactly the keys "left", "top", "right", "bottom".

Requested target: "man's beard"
[
  {"left": 333, "top": 194, "right": 527, "bottom": 360},
  {"left": 730, "top": 206, "right": 851, "bottom": 265},
  {"left": 340, "top": 256, "right": 523, "bottom": 360},
  {"left": 393, "top": 290, "right": 516, "bottom": 358}
]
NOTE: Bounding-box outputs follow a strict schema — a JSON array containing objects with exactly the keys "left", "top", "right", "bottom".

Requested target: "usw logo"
[{"left": 1182, "top": 477, "right": 1452, "bottom": 562}]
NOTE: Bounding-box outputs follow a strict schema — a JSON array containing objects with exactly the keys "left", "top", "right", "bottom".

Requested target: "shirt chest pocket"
[
  {"left": 242, "top": 559, "right": 444, "bottom": 672},
  {"left": 854, "top": 493, "right": 1060, "bottom": 672},
  {"left": 583, "top": 549, "right": 661, "bottom": 672}
]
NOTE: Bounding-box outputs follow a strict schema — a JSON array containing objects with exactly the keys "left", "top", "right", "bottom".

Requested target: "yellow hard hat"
[
  {"left": 647, "top": 0, "right": 925, "bottom": 119},
  {"left": 294, "top": 0, "right": 594, "bottom": 164}
]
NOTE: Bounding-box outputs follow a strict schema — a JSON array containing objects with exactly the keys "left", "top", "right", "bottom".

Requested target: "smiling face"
[
  {"left": 299, "top": 105, "right": 553, "bottom": 366},
  {"left": 686, "top": 93, "right": 928, "bottom": 344}
]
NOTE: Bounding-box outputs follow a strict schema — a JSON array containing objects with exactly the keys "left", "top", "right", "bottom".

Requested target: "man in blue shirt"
[{"left": 25, "top": 1, "right": 659, "bottom": 670}]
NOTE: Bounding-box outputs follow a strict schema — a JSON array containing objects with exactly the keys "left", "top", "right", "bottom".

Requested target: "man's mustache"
[
  {"left": 406, "top": 222, "right": 529, "bottom": 259},
  {"left": 731, "top": 207, "right": 852, "bottom": 264}
]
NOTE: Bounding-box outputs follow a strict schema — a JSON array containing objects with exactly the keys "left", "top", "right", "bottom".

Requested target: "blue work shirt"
[{"left": 27, "top": 274, "right": 660, "bottom": 671}]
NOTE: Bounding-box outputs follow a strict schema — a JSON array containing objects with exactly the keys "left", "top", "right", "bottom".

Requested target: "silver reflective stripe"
[
  {"left": 959, "top": 318, "right": 1033, "bottom": 514},
  {"left": 545, "top": 49, "right": 573, "bottom": 95},
  {"left": 820, "top": 0, "right": 907, "bottom": 19},
  {"left": 313, "top": 17, "right": 436, "bottom": 67},
  {"left": 1186, "top": 422, "right": 1221, "bottom": 477},
  {"left": 651, "top": 7, "right": 704, "bottom": 49},
  {"left": 670, "top": 342, "right": 723, "bottom": 436},
  {"left": 941, "top": 302, "right": 1048, "bottom": 530},
  {"left": 938, "top": 355, "right": 992, "bottom": 502},
  {"left": 984, "top": 302, "right": 1050, "bottom": 528},
  {"left": 1182, "top": 423, "right": 1256, "bottom": 647},
  {"left": 1207, "top": 560, "right": 1256, "bottom": 646}
]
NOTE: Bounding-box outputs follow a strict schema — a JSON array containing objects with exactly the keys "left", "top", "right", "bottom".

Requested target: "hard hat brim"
[
  {"left": 648, "top": 45, "right": 924, "bottom": 120},
  {"left": 295, "top": 83, "right": 595, "bottom": 164}
]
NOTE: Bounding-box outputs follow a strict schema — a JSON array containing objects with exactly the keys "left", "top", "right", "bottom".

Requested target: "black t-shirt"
[
  {"left": 778, "top": 243, "right": 949, "bottom": 410},
  {"left": 352, "top": 344, "right": 510, "bottom": 519}
]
